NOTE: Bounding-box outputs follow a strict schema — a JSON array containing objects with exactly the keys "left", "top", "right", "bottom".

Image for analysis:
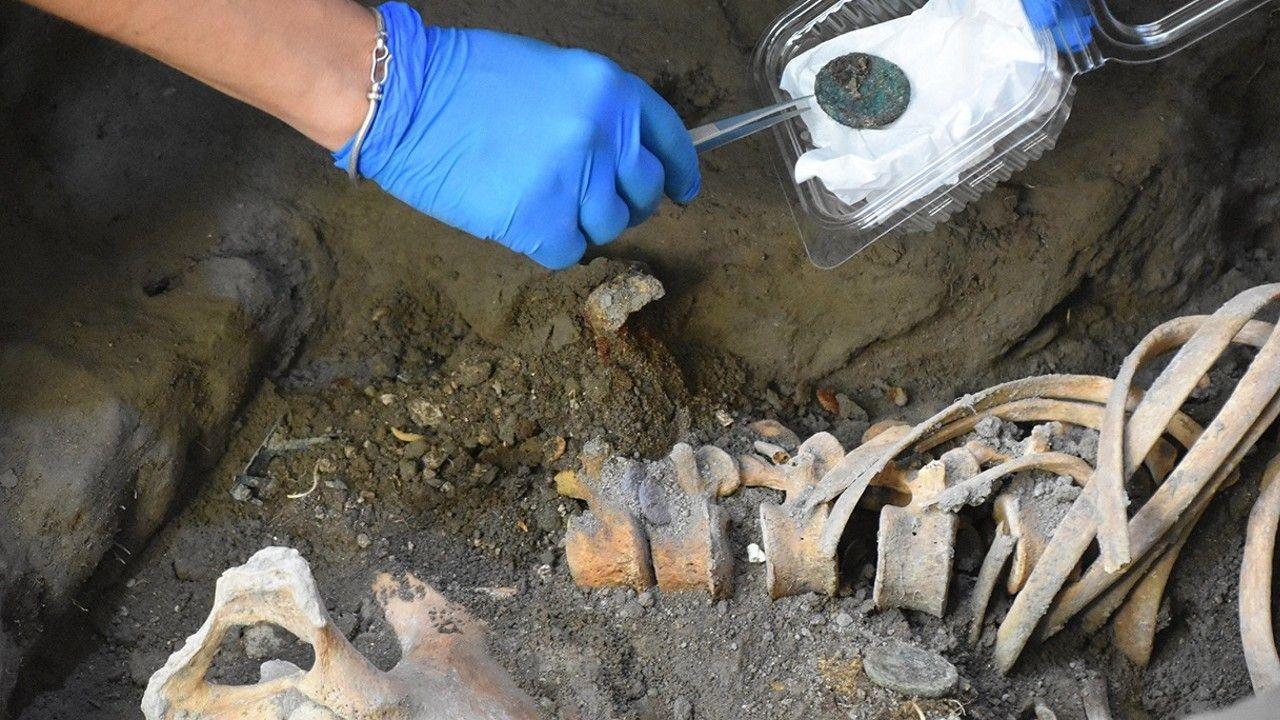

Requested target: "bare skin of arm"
[{"left": 21, "top": 0, "right": 375, "bottom": 151}]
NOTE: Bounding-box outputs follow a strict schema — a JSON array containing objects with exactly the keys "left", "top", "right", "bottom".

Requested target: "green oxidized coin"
[{"left": 814, "top": 52, "right": 911, "bottom": 130}]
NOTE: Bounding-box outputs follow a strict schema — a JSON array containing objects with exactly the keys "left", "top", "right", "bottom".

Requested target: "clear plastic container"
[{"left": 753, "top": 0, "right": 1273, "bottom": 268}]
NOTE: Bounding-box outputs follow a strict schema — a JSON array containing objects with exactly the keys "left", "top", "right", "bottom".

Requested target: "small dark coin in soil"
[
  {"left": 862, "top": 639, "right": 958, "bottom": 698},
  {"left": 815, "top": 52, "right": 911, "bottom": 129}
]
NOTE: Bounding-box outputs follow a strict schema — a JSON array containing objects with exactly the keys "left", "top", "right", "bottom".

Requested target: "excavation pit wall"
[{"left": 4, "top": 0, "right": 1280, "bottom": 717}]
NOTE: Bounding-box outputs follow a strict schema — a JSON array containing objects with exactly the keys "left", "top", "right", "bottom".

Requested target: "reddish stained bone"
[
  {"left": 563, "top": 440, "right": 739, "bottom": 596},
  {"left": 646, "top": 444, "right": 736, "bottom": 598},
  {"left": 141, "top": 547, "right": 539, "bottom": 720},
  {"left": 812, "top": 423, "right": 916, "bottom": 559},
  {"left": 558, "top": 294, "right": 1280, "bottom": 675},
  {"left": 741, "top": 432, "right": 845, "bottom": 597},
  {"left": 995, "top": 308, "right": 1278, "bottom": 673},
  {"left": 1241, "top": 455, "right": 1280, "bottom": 692},
  {"left": 562, "top": 441, "right": 656, "bottom": 590}
]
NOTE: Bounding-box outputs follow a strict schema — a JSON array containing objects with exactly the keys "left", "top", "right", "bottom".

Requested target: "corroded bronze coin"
[{"left": 815, "top": 52, "right": 911, "bottom": 129}]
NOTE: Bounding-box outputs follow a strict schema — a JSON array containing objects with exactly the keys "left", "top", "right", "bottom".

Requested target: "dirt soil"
[
  {"left": 12, "top": 251, "right": 1280, "bottom": 720},
  {"left": 6, "top": 0, "right": 1280, "bottom": 717}
]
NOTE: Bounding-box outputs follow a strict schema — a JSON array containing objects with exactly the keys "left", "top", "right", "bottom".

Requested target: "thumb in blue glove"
[{"left": 334, "top": 2, "right": 702, "bottom": 269}]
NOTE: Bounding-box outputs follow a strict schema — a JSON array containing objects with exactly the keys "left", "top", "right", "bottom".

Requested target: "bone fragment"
[
  {"left": 142, "top": 547, "right": 538, "bottom": 720},
  {"left": 1241, "top": 455, "right": 1280, "bottom": 693},
  {"left": 968, "top": 523, "right": 1015, "bottom": 646}
]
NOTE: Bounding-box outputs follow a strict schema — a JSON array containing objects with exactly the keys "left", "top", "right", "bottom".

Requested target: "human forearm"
[
  {"left": 20, "top": 0, "right": 702, "bottom": 270},
  {"left": 22, "top": 0, "right": 374, "bottom": 150}
]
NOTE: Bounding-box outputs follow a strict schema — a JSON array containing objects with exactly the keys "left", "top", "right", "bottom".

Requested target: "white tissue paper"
[{"left": 780, "top": 0, "right": 1061, "bottom": 212}]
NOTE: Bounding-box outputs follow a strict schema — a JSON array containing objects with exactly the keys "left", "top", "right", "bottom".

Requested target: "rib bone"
[
  {"left": 995, "top": 307, "right": 1278, "bottom": 673},
  {"left": 1241, "top": 455, "right": 1280, "bottom": 693}
]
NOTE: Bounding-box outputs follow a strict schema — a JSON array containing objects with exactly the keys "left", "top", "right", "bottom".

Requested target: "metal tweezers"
[{"left": 688, "top": 95, "right": 814, "bottom": 154}]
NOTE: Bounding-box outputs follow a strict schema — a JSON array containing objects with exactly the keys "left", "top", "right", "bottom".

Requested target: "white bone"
[{"left": 141, "top": 546, "right": 538, "bottom": 720}]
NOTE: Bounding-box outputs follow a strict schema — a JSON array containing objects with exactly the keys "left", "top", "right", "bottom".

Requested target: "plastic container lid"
[{"left": 754, "top": 0, "right": 1272, "bottom": 268}]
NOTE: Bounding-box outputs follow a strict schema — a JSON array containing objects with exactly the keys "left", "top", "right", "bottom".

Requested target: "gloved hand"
[{"left": 334, "top": 2, "right": 701, "bottom": 269}]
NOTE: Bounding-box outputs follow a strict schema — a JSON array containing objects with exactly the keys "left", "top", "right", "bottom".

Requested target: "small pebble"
[
  {"left": 458, "top": 360, "right": 493, "bottom": 388},
  {"left": 746, "top": 543, "right": 767, "bottom": 564},
  {"left": 398, "top": 459, "right": 418, "bottom": 482},
  {"left": 229, "top": 483, "right": 252, "bottom": 502},
  {"left": 402, "top": 440, "right": 429, "bottom": 459},
  {"left": 1034, "top": 701, "right": 1058, "bottom": 720},
  {"left": 836, "top": 393, "right": 868, "bottom": 421},
  {"left": 356, "top": 533, "right": 372, "bottom": 549},
  {"left": 975, "top": 416, "right": 1001, "bottom": 439},
  {"left": 673, "top": 696, "right": 693, "bottom": 720},
  {"left": 886, "top": 386, "right": 909, "bottom": 407},
  {"left": 408, "top": 399, "right": 444, "bottom": 428},
  {"left": 0, "top": 469, "right": 17, "bottom": 490},
  {"left": 637, "top": 591, "right": 655, "bottom": 608},
  {"left": 834, "top": 612, "right": 854, "bottom": 628},
  {"left": 534, "top": 504, "right": 562, "bottom": 533},
  {"left": 172, "top": 555, "right": 202, "bottom": 582},
  {"left": 619, "top": 602, "right": 645, "bottom": 620}
]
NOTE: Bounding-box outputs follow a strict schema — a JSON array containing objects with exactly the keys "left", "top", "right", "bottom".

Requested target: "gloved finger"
[
  {"left": 632, "top": 77, "right": 701, "bottom": 204},
  {"left": 616, "top": 145, "right": 665, "bottom": 227},
  {"left": 517, "top": 212, "right": 589, "bottom": 269},
  {"left": 525, "top": 230, "right": 587, "bottom": 270},
  {"left": 580, "top": 188, "right": 631, "bottom": 245},
  {"left": 579, "top": 146, "right": 631, "bottom": 244}
]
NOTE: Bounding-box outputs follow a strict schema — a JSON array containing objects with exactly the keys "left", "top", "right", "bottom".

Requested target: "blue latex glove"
[
  {"left": 1021, "top": 0, "right": 1094, "bottom": 52},
  {"left": 334, "top": 2, "right": 701, "bottom": 269}
]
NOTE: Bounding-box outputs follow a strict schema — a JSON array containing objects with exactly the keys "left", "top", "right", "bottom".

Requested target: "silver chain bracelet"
[{"left": 347, "top": 7, "right": 392, "bottom": 181}]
